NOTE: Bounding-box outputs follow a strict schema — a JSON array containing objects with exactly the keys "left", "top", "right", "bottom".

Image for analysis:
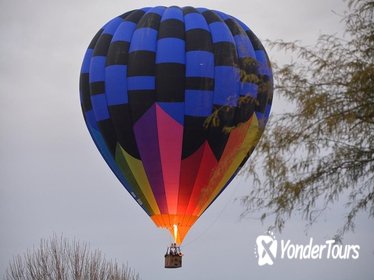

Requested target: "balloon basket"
[{"left": 164, "top": 243, "right": 182, "bottom": 268}]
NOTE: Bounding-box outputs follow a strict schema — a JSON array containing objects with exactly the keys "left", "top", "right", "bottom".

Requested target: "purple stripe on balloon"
[{"left": 133, "top": 104, "right": 168, "bottom": 213}]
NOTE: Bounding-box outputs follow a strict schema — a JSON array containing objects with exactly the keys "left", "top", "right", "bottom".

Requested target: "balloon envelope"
[{"left": 80, "top": 6, "right": 273, "bottom": 244}]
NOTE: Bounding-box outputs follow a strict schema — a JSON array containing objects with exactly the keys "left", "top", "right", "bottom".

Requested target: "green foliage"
[{"left": 241, "top": 0, "right": 374, "bottom": 236}]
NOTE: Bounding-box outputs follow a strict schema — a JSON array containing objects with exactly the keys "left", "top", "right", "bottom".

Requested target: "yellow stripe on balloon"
[{"left": 118, "top": 145, "right": 161, "bottom": 215}]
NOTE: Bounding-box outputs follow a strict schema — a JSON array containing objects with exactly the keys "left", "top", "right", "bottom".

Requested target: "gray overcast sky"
[{"left": 1, "top": 0, "right": 373, "bottom": 279}]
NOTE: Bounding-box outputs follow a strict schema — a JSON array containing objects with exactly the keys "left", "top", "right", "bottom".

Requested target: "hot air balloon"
[{"left": 79, "top": 6, "right": 273, "bottom": 268}]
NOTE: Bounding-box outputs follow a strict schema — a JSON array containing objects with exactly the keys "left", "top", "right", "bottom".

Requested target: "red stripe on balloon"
[{"left": 156, "top": 104, "right": 183, "bottom": 214}]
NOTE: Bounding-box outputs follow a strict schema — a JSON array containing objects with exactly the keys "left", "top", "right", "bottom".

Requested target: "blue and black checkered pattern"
[{"left": 80, "top": 6, "right": 273, "bottom": 161}]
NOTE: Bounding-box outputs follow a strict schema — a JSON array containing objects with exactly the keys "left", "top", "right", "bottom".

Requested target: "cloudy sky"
[{"left": 1, "top": 0, "right": 373, "bottom": 279}]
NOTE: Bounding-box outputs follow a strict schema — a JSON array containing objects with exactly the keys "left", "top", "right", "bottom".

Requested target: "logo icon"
[{"left": 255, "top": 231, "right": 277, "bottom": 266}]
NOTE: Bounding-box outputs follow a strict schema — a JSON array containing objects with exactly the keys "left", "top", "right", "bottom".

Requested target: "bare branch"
[{"left": 5, "top": 235, "right": 140, "bottom": 280}]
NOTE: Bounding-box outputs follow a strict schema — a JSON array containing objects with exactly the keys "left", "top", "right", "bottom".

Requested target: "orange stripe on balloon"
[{"left": 194, "top": 115, "right": 259, "bottom": 216}]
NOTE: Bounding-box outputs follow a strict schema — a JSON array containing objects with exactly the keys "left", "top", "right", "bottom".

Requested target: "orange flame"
[
  {"left": 173, "top": 224, "right": 178, "bottom": 243},
  {"left": 151, "top": 214, "right": 199, "bottom": 245}
]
